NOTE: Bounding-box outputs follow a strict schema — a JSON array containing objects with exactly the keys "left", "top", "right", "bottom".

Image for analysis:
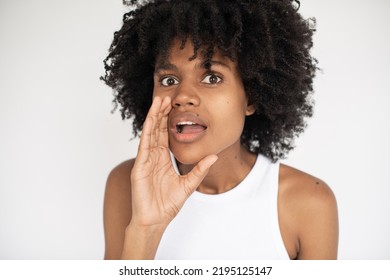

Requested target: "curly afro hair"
[{"left": 101, "top": 0, "right": 317, "bottom": 161}]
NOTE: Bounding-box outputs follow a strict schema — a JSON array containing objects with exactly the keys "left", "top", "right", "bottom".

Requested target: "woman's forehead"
[{"left": 155, "top": 38, "right": 235, "bottom": 69}]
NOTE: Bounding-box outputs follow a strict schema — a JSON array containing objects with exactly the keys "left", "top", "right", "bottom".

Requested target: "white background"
[{"left": 0, "top": 0, "right": 389, "bottom": 259}]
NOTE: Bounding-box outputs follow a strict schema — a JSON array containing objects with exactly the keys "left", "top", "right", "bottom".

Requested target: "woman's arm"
[
  {"left": 295, "top": 180, "right": 339, "bottom": 259},
  {"left": 279, "top": 164, "right": 339, "bottom": 260},
  {"left": 103, "top": 159, "right": 133, "bottom": 260},
  {"left": 104, "top": 96, "right": 217, "bottom": 259}
]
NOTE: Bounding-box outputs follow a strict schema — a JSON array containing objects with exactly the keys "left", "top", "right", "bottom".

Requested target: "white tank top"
[{"left": 155, "top": 154, "right": 290, "bottom": 260}]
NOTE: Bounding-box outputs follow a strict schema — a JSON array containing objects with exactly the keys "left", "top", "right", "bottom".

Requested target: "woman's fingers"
[
  {"left": 149, "top": 97, "right": 162, "bottom": 149},
  {"left": 151, "top": 96, "right": 171, "bottom": 148},
  {"left": 137, "top": 96, "right": 162, "bottom": 164},
  {"left": 158, "top": 97, "right": 172, "bottom": 148},
  {"left": 137, "top": 96, "right": 172, "bottom": 164},
  {"left": 183, "top": 155, "right": 218, "bottom": 195}
]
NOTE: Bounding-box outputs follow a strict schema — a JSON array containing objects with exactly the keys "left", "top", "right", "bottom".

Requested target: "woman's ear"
[{"left": 245, "top": 103, "right": 256, "bottom": 116}]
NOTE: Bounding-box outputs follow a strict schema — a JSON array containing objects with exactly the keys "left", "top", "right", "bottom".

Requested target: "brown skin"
[
  {"left": 103, "top": 40, "right": 338, "bottom": 260},
  {"left": 104, "top": 160, "right": 338, "bottom": 260}
]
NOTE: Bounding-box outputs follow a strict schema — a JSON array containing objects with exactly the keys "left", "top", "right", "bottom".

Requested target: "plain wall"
[{"left": 0, "top": 0, "right": 389, "bottom": 259}]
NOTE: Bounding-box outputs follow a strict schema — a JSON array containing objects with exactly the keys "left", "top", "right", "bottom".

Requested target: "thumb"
[{"left": 184, "top": 155, "right": 218, "bottom": 193}]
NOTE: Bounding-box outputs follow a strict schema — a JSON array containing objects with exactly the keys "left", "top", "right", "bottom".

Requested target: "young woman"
[{"left": 101, "top": 0, "right": 338, "bottom": 260}]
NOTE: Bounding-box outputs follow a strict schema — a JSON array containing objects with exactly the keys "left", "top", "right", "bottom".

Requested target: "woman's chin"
[
  {"left": 173, "top": 155, "right": 200, "bottom": 166},
  {"left": 170, "top": 148, "right": 206, "bottom": 166}
]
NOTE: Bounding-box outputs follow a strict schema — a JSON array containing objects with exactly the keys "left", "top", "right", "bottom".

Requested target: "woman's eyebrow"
[
  {"left": 154, "top": 63, "right": 178, "bottom": 74},
  {"left": 154, "top": 59, "right": 232, "bottom": 74},
  {"left": 198, "top": 60, "right": 232, "bottom": 70}
]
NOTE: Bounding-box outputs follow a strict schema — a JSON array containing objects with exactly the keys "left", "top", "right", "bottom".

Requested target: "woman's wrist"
[
  {"left": 121, "top": 221, "right": 167, "bottom": 260},
  {"left": 126, "top": 220, "right": 168, "bottom": 236}
]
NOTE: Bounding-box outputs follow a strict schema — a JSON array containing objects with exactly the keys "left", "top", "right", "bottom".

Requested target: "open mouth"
[{"left": 176, "top": 121, "right": 207, "bottom": 134}]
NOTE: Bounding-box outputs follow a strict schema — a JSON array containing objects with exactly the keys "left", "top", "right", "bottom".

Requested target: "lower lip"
[{"left": 170, "top": 128, "right": 207, "bottom": 143}]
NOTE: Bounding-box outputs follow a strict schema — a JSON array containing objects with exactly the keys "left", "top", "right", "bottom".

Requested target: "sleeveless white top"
[{"left": 155, "top": 154, "right": 290, "bottom": 260}]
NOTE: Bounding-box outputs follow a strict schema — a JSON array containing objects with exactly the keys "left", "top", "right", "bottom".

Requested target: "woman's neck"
[{"left": 177, "top": 145, "right": 257, "bottom": 194}]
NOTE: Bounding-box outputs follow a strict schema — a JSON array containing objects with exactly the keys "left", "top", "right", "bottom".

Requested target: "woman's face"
[{"left": 153, "top": 39, "right": 255, "bottom": 164}]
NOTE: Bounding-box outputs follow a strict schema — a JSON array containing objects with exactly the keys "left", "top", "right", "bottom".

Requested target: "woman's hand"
[{"left": 130, "top": 96, "right": 218, "bottom": 228}]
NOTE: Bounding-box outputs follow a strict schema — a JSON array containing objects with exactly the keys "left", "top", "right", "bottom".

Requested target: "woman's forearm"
[{"left": 120, "top": 222, "right": 167, "bottom": 260}]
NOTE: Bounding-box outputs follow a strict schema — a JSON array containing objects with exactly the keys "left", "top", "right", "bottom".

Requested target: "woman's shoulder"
[
  {"left": 106, "top": 158, "right": 136, "bottom": 187},
  {"left": 104, "top": 158, "right": 136, "bottom": 212},
  {"left": 103, "top": 158, "right": 136, "bottom": 259},
  {"left": 278, "top": 163, "right": 336, "bottom": 204},
  {"left": 278, "top": 163, "right": 339, "bottom": 259},
  {"left": 105, "top": 158, "right": 136, "bottom": 202}
]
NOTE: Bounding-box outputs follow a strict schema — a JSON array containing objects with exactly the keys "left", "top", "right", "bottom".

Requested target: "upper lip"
[{"left": 169, "top": 112, "right": 208, "bottom": 131}]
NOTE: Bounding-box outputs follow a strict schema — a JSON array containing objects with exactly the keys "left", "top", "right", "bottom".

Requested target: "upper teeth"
[{"left": 177, "top": 121, "right": 196, "bottom": 126}]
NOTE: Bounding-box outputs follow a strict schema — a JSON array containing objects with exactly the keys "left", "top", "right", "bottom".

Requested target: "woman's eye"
[
  {"left": 160, "top": 76, "right": 179, "bottom": 86},
  {"left": 201, "top": 74, "right": 222, "bottom": 84}
]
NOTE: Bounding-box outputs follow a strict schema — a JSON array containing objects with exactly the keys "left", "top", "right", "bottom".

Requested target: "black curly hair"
[{"left": 101, "top": 0, "right": 317, "bottom": 161}]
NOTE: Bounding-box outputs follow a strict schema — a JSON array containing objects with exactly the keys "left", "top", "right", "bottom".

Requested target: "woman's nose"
[{"left": 171, "top": 83, "right": 200, "bottom": 108}]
